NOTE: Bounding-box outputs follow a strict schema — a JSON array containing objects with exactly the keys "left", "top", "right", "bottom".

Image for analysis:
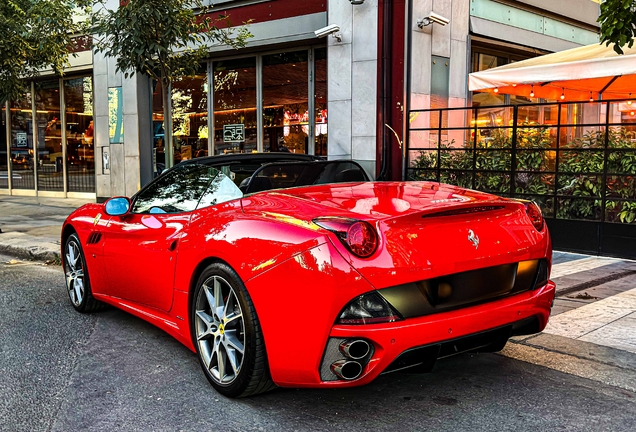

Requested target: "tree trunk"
[{"left": 161, "top": 77, "right": 173, "bottom": 169}]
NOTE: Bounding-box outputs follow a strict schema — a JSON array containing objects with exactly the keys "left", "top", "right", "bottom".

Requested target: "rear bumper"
[{"left": 274, "top": 280, "right": 555, "bottom": 388}]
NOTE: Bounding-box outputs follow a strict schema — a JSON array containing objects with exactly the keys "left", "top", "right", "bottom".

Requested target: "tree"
[
  {"left": 91, "top": 0, "right": 251, "bottom": 168},
  {"left": 599, "top": 0, "right": 636, "bottom": 54},
  {"left": 0, "top": 0, "right": 89, "bottom": 105}
]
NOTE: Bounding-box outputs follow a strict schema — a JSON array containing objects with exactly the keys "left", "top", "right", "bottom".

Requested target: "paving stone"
[{"left": 544, "top": 286, "right": 636, "bottom": 350}]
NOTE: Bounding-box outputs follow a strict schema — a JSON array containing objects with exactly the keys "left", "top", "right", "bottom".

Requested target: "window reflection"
[
  {"left": 262, "top": 51, "right": 309, "bottom": 154},
  {"left": 157, "top": 48, "right": 326, "bottom": 159},
  {"left": 35, "top": 80, "right": 63, "bottom": 191},
  {"left": 132, "top": 163, "right": 242, "bottom": 214},
  {"left": 173, "top": 68, "right": 208, "bottom": 163},
  {"left": 64, "top": 77, "right": 94, "bottom": 192},
  {"left": 152, "top": 64, "right": 208, "bottom": 171},
  {"left": 10, "top": 91, "right": 34, "bottom": 190},
  {"left": 133, "top": 164, "right": 219, "bottom": 213},
  {"left": 197, "top": 174, "right": 243, "bottom": 209},
  {"left": 471, "top": 49, "right": 542, "bottom": 106},
  {"left": 152, "top": 79, "right": 167, "bottom": 171},
  {"left": 213, "top": 58, "right": 257, "bottom": 154},
  {"left": 314, "top": 47, "right": 328, "bottom": 156}
]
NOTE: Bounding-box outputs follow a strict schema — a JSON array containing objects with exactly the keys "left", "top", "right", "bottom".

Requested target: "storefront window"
[
  {"left": 172, "top": 65, "right": 208, "bottom": 163},
  {"left": 35, "top": 80, "right": 63, "bottom": 191},
  {"left": 472, "top": 52, "right": 507, "bottom": 73},
  {"left": 262, "top": 51, "right": 309, "bottom": 153},
  {"left": 213, "top": 57, "right": 257, "bottom": 154},
  {"left": 10, "top": 91, "right": 34, "bottom": 190},
  {"left": 1, "top": 104, "right": 7, "bottom": 189},
  {"left": 471, "top": 49, "right": 543, "bottom": 106},
  {"left": 314, "top": 47, "right": 328, "bottom": 156},
  {"left": 64, "top": 77, "right": 94, "bottom": 193},
  {"left": 152, "top": 79, "right": 166, "bottom": 172}
]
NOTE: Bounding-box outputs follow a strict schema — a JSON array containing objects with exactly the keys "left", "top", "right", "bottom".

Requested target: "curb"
[
  {"left": 0, "top": 232, "right": 61, "bottom": 263},
  {"left": 0, "top": 243, "right": 60, "bottom": 263}
]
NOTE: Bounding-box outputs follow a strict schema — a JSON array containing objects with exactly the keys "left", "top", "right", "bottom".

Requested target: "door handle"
[{"left": 168, "top": 240, "right": 178, "bottom": 251}]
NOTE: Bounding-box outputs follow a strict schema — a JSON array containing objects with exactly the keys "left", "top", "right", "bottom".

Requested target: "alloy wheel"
[
  {"left": 65, "top": 239, "right": 85, "bottom": 306},
  {"left": 195, "top": 275, "right": 246, "bottom": 385}
]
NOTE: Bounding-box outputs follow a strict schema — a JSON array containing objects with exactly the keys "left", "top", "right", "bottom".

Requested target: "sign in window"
[
  {"left": 223, "top": 124, "right": 245, "bottom": 143},
  {"left": 16, "top": 132, "right": 28, "bottom": 147}
]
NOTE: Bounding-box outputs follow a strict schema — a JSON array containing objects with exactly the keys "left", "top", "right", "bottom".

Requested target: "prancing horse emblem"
[{"left": 468, "top": 229, "right": 479, "bottom": 248}]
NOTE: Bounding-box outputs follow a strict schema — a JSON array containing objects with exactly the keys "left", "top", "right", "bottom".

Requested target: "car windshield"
[{"left": 132, "top": 163, "right": 243, "bottom": 214}]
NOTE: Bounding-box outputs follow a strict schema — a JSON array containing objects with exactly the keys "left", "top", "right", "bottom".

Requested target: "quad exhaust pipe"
[
  {"left": 339, "top": 339, "right": 370, "bottom": 360},
  {"left": 331, "top": 360, "right": 363, "bottom": 380},
  {"left": 330, "top": 339, "right": 371, "bottom": 380}
]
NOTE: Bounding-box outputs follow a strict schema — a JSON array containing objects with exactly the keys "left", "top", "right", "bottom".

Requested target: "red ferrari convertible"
[{"left": 62, "top": 153, "right": 555, "bottom": 397}]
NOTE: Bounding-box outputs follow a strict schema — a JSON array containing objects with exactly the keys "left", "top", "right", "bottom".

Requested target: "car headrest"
[
  {"left": 239, "top": 177, "right": 250, "bottom": 193},
  {"left": 335, "top": 168, "right": 366, "bottom": 183}
]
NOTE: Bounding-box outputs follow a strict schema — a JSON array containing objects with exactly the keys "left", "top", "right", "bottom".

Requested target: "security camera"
[
  {"left": 315, "top": 24, "right": 341, "bottom": 39},
  {"left": 428, "top": 12, "right": 450, "bottom": 25},
  {"left": 417, "top": 12, "right": 450, "bottom": 28}
]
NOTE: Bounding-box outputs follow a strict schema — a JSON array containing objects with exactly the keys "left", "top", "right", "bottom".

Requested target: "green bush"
[{"left": 408, "top": 126, "right": 636, "bottom": 224}]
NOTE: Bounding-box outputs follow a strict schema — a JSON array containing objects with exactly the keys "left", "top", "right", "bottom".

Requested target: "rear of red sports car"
[{"left": 240, "top": 181, "right": 555, "bottom": 388}]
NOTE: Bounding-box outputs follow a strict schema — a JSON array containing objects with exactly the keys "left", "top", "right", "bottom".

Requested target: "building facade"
[
  {"left": 0, "top": 41, "right": 94, "bottom": 199},
  {"left": 0, "top": 0, "right": 601, "bottom": 201}
]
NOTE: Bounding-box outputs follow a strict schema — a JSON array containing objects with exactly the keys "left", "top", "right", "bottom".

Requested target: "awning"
[{"left": 468, "top": 43, "right": 636, "bottom": 101}]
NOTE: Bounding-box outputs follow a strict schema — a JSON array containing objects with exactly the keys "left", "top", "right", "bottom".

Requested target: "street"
[{"left": 1, "top": 254, "right": 635, "bottom": 431}]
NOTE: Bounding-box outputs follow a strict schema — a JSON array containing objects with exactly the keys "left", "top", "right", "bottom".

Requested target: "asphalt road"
[{"left": 1, "top": 254, "right": 635, "bottom": 432}]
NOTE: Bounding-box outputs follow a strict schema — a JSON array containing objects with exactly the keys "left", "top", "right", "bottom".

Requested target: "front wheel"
[
  {"left": 192, "top": 262, "right": 275, "bottom": 397},
  {"left": 63, "top": 233, "right": 104, "bottom": 313}
]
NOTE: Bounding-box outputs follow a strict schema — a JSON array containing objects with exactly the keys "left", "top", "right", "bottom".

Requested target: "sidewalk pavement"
[{"left": 0, "top": 195, "right": 89, "bottom": 262}]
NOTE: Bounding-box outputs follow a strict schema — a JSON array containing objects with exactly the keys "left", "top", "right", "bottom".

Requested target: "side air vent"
[
  {"left": 87, "top": 232, "right": 102, "bottom": 245},
  {"left": 421, "top": 206, "right": 505, "bottom": 219}
]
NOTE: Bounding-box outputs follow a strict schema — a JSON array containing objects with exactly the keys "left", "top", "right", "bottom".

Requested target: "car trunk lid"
[{"left": 241, "top": 182, "right": 549, "bottom": 287}]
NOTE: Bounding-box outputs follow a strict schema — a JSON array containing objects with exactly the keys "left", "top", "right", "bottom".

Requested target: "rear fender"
[{"left": 244, "top": 241, "right": 376, "bottom": 386}]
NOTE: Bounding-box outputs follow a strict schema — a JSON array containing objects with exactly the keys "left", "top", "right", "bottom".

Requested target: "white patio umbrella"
[{"left": 469, "top": 43, "right": 636, "bottom": 101}]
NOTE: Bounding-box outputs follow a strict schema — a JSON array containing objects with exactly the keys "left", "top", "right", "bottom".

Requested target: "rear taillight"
[
  {"left": 313, "top": 217, "right": 379, "bottom": 258},
  {"left": 524, "top": 201, "right": 545, "bottom": 231},
  {"left": 337, "top": 292, "right": 401, "bottom": 325}
]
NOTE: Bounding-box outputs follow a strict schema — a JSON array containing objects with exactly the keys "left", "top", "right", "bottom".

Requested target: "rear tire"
[
  {"left": 63, "top": 233, "right": 105, "bottom": 313},
  {"left": 192, "top": 262, "right": 276, "bottom": 397}
]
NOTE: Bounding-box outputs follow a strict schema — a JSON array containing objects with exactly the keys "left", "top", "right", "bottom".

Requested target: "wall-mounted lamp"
[
  {"left": 314, "top": 24, "right": 342, "bottom": 42},
  {"left": 417, "top": 12, "right": 450, "bottom": 28},
  {"left": 349, "top": 0, "right": 365, "bottom": 4}
]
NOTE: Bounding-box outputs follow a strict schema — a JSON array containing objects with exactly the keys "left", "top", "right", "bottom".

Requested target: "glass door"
[
  {"left": 172, "top": 64, "right": 208, "bottom": 163},
  {"left": 10, "top": 91, "right": 35, "bottom": 190},
  {"left": 262, "top": 51, "right": 309, "bottom": 153},
  {"left": 213, "top": 57, "right": 257, "bottom": 154},
  {"left": 64, "top": 77, "right": 94, "bottom": 193},
  {"left": 34, "top": 80, "right": 63, "bottom": 192}
]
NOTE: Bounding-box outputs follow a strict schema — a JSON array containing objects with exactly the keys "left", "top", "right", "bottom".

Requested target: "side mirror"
[{"left": 104, "top": 197, "right": 131, "bottom": 216}]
